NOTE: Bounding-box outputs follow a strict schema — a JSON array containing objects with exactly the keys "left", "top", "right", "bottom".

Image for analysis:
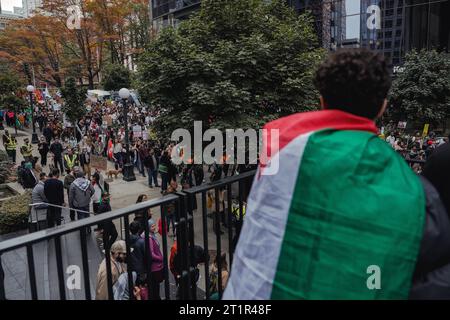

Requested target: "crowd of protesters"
[
  {"left": 382, "top": 130, "right": 449, "bottom": 173},
  {"left": 2, "top": 61, "right": 450, "bottom": 301},
  {"left": 1, "top": 97, "right": 247, "bottom": 301}
]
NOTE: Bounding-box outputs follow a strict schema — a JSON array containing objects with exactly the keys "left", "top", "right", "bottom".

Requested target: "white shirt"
[
  {"left": 92, "top": 183, "right": 102, "bottom": 204},
  {"left": 113, "top": 143, "right": 122, "bottom": 154}
]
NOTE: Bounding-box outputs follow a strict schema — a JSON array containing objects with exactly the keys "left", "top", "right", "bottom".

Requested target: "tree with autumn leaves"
[{"left": 0, "top": 0, "right": 151, "bottom": 90}]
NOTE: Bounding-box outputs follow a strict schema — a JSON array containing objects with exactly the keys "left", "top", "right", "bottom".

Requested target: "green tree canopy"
[
  {"left": 0, "top": 67, "right": 25, "bottom": 111},
  {"left": 61, "top": 77, "right": 86, "bottom": 125},
  {"left": 388, "top": 50, "right": 450, "bottom": 126},
  {"left": 101, "top": 64, "right": 132, "bottom": 92},
  {"left": 136, "top": 0, "right": 324, "bottom": 137}
]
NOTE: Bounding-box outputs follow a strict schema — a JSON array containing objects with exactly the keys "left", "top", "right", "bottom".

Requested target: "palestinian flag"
[{"left": 223, "top": 110, "right": 425, "bottom": 300}]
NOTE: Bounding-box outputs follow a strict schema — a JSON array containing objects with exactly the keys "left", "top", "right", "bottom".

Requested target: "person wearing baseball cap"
[{"left": 95, "top": 240, "right": 128, "bottom": 300}]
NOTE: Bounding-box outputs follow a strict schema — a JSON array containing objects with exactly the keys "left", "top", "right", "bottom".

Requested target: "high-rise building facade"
[
  {"left": 287, "top": 0, "right": 346, "bottom": 50},
  {"left": 358, "top": 0, "right": 449, "bottom": 65},
  {"left": 22, "top": 0, "right": 43, "bottom": 17},
  {"left": 149, "top": 0, "right": 449, "bottom": 65},
  {"left": 0, "top": 2, "right": 25, "bottom": 31},
  {"left": 151, "top": 0, "right": 346, "bottom": 49},
  {"left": 152, "top": 0, "right": 201, "bottom": 31}
]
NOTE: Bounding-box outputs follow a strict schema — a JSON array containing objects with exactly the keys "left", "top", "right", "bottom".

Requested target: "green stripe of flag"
[{"left": 271, "top": 130, "right": 425, "bottom": 299}]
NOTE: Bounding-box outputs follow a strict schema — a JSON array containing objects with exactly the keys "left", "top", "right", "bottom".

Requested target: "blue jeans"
[
  {"left": 148, "top": 168, "right": 159, "bottom": 187},
  {"left": 114, "top": 153, "right": 122, "bottom": 170},
  {"left": 74, "top": 206, "right": 90, "bottom": 220}
]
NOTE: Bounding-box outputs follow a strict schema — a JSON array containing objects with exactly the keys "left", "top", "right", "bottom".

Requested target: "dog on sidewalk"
[{"left": 106, "top": 168, "right": 122, "bottom": 179}]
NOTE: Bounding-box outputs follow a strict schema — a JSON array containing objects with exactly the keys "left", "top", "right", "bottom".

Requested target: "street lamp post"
[
  {"left": 119, "top": 88, "right": 136, "bottom": 182},
  {"left": 26, "top": 85, "right": 39, "bottom": 144}
]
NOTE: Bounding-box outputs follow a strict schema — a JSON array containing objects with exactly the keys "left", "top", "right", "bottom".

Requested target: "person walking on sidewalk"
[
  {"left": 2, "top": 130, "right": 17, "bottom": 163},
  {"left": 44, "top": 168, "right": 64, "bottom": 228},
  {"left": 69, "top": 170, "right": 94, "bottom": 230},
  {"left": 79, "top": 146, "right": 91, "bottom": 180},
  {"left": 20, "top": 137, "right": 34, "bottom": 164},
  {"left": 50, "top": 138, "right": 64, "bottom": 173},
  {"left": 144, "top": 148, "right": 159, "bottom": 188},
  {"left": 64, "top": 168, "right": 76, "bottom": 221},
  {"left": 38, "top": 136, "right": 49, "bottom": 167},
  {"left": 64, "top": 148, "right": 79, "bottom": 173}
]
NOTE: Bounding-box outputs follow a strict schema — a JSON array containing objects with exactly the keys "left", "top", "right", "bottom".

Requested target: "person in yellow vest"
[
  {"left": 20, "top": 138, "right": 34, "bottom": 163},
  {"left": 64, "top": 148, "right": 79, "bottom": 172},
  {"left": 2, "top": 130, "right": 17, "bottom": 163}
]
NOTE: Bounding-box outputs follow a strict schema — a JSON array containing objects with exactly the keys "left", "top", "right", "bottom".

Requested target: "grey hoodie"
[{"left": 69, "top": 178, "right": 95, "bottom": 208}]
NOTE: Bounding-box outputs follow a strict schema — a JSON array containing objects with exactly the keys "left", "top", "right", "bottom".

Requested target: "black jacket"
[
  {"left": 44, "top": 178, "right": 64, "bottom": 205},
  {"left": 22, "top": 169, "right": 37, "bottom": 189},
  {"left": 144, "top": 154, "right": 158, "bottom": 170},
  {"left": 129, "top": 234, "right": 147, "bottom": 276},
  {"left": 409, "top": 177, "right": 450, "bottom": 299},
  {"left": 79, "top": 153, "right": 90, "bottom": 166},
  {"left": 50, "top": 142, "right": 63, "bottom": 158},
  {"left": 422, "top": 143, "right": 450, "bottom": 216},
  {"left": 43, "top": 127, "right": 53, "bottom": 141}
]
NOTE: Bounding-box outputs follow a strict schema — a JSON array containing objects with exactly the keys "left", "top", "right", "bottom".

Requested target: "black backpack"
[
  {"left": 22, "top": 170, "right": 37, "bottom": 189},
  {"left": 143, "top": 156, "right": 152, "bottom": 168}
]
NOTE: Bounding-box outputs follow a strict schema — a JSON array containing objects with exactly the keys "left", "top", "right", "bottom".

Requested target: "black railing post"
[
  {"left": 54, "top": 236, "right": 66, "bottom": 300},
  {"left": 226, "top": 183, "right": 233, "bottom": 265},
  {"left": 201, "top": 191, "right": 210, "bottom": 299},
  {"left": 175, "top": 193, "right": 191, "bottom": 299},
  {"left": 160, "top": 204, "right": 170, "bottom": 300},
  {"left": 103, "top": 229, "right": 114, "bottom": 301},
  {"left": 214, "top": 188, "right": 223, "bottom": 299},
  {"left": 123, "top": 215, "right": 135, "bottom": 300},
  {"left": 238, "top": 180, "right": 244, "bottom": 235},
  {"left": 187, "top": 192, "right": 198, "bottom": 300},
  {"left": 80, "top": 228, "right": 92, "bottom": 300}
]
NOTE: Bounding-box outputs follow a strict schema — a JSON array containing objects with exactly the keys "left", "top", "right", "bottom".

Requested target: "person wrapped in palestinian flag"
[{"left": 224, "top": 49, "right": 450, "bottom": 300}]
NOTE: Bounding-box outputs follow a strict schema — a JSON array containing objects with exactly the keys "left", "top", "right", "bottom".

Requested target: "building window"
[
  {"left": 395, "top": 40, "right": 401, "bottom": 47},
  {"left": 385, "top": 20, "right": 393, "bottom": 28},
  {"left": 396, "top": 30, "right": 402, "bottom": 37},
  {"left": 396, "top": 18, "right": 403, "bottom": 27},
  {"left": 385, "top": 31, "right": 393, "bottom": 38},
  {"left": 385, "top": 41, "right": 392, "bottom": 48},
  {"left": 385, "top": 9, "right": 394, "bottom": 16}
]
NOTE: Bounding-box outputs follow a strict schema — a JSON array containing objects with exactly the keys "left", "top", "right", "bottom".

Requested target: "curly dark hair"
[{"left": 314, "top": 49, "right": 391, "bottom": 119}]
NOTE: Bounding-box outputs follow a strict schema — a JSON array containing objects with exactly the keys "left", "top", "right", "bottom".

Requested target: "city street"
[{"left": 0, "top": 127, "right": 236, "bottom": 300}]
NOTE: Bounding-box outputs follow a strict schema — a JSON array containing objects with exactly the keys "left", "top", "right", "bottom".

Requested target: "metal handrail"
[
  {"left": 29, "top": 203, "right": 92, "bottom": 215},
  {"left": 1, "top": 170, "right": 256, "bottom": 300},
  {"left": 182, "top": 170, "right": 256, "bottom": 195},
  {"left": 0, "top": 194, "right": 179, "bottom": 253}
]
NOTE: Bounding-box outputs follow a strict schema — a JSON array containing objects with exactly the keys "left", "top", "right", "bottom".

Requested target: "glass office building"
[
  {"left": 152, "top": 0, "right": 201, "bottom": 30},
  {"left": 151, "top": 0, "right": 450, "bottom": 65}
]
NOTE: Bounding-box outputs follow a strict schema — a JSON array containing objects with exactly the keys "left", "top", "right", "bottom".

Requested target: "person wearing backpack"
[{"left": 22, "top": 162, "right": 38, "bottom": 189}]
